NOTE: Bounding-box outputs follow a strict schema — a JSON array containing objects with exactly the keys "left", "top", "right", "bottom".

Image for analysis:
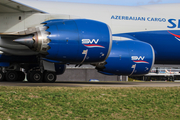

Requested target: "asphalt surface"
[{"left": 1, "top": 81, "right": 180, "bottom": 87}]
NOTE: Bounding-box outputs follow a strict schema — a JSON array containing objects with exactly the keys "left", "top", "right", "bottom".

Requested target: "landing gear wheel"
[
  {"left": 43, "top": 71, "right": 57, "bottom": 83},
  {"left": 28, "top": 71, "right": 42, "bottom": 83},
  {"left": 17, "top": 72, "right": 25, "bottom": 81},
  {"left": 0, "top": 71, "right": 5, "bottom": 81},
  {"left": 6, "top": 71, "right": 18, "bottom": 82}
]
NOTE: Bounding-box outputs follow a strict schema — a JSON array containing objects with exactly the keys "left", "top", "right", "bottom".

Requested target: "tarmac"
[{"left": 1, "top": 81, "right": 180, "bottom": 87}]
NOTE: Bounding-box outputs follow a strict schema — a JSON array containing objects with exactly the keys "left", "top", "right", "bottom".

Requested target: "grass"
[{"left": 0, "top": 87, "right": 180, "bottom": 119}]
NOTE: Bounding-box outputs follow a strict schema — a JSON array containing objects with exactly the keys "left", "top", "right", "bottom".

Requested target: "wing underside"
[
  {"left": 0, "top": 0, "right": 44, "bottom": 55},
  {"left": 0, "top": 0, "right": 45, "bottom": 13}
]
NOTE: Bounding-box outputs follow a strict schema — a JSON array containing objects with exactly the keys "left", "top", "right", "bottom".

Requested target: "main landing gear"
[
  {"left": 0, "top": 60, "right": 59, "bottom": 83},
  {"left": 0, "top": 70, "right": 25, "bottom": 82},
  {"left": 0, "top": 70, "right": 57, "bottom": 83},
  {"left": 27, "top": 70, "right": 57, "bottom": 83}
]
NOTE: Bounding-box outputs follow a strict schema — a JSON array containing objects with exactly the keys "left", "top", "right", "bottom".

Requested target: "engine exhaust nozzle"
[{"left": 13, "top": 35, "right": 34, "bottom": 48}]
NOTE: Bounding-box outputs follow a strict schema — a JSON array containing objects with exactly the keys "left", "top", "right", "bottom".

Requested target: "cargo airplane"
[{"left": 0, "top": 0, "right": 179, "bottom": 82}]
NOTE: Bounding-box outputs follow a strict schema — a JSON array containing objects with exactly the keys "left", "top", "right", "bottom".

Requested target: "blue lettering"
[
  {"left": 147, "top": 17, "right": 166, "bottom": 22},
  {"left": 129, "top": 16, "right": 133, "bottom": 20},
  {"left": 126, "top": 16, "right": 129, "bottom": 20},
  {"left": 118, "top": 16, "right": 121, "bottom": 20},
  {"left": 168, "top": 19, "right": 176, "bottom": 28},
  {"left": 122, "top": 16, "right": 125, "bottom": 20},
  {"left": 178, "top": 19, "right": 180, "bottom": 28},
  {"left": 111, "top": 15, "right": 115, "bottom": 19},
  {"left": 141, "top": 17, "right": 145, "bottom": 21},
  {"left": 162, "top": 18, "right": 166, "bottom": 22},
  {"left": 111, "top": 15, "right": 166, "bottom": 23},
  {"left": 151, "top": 18, "right": 155, "bottom": 21}
]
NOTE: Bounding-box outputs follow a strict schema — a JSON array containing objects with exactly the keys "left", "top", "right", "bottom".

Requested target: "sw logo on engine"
[
  {"left": 131, "top": 56, "right": 145, "bottom": 60},
  {"left": 131, "top": 56, "right": 149, "bottom": 64},
  {"left": 82, "top": 39, "right": 105, "bottom": 48},
  {"left": 82, "top": 39, "right": 99, "bottom": 44}
]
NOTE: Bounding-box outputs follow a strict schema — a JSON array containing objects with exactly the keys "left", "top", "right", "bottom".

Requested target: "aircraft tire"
[
  {"left": 28, "top": 71, "right": 42, "bottom": 83},
  {"left": 6, "top": 71, "right": 18, "bottom": 82},
  {"left": 0, "top": 71, "right": 6, "bottom": 81},
  {"left": 43, "top": 71, "right": 57, "bottom": 83}
]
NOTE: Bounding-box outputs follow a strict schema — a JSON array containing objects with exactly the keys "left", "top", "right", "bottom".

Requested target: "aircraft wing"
[{"left": 0, "top": 0, "right": 45, "bottom": 13}]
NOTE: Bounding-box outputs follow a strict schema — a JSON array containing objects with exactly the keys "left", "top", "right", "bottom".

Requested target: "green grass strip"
[{"left": 0, "top": 86, "right": 180, "bottom": 120}]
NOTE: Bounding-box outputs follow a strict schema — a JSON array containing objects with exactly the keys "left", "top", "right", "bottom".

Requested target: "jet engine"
[
  {"left": 96, "top": 40, "right": 155, "bottom": 76},
  {"left": 14, "top": 19, "right": 112, "bottom": 64}
]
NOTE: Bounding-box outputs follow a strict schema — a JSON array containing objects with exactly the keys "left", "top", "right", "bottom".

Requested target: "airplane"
[{"left": 0, "top": 0, "right": 179, "bottom": 83}]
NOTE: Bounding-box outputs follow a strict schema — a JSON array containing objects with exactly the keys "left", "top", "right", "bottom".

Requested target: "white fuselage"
[{"left": 1, "top": 1, "right": 180, "bottom": 34}]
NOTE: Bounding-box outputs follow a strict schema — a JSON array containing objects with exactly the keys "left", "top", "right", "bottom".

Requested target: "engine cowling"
[
  {"left": 96, "top": 40, "right": 155, "bottom": 76},
  {"left": 16, "top": 19, "right": 112, "bottom": 64}
]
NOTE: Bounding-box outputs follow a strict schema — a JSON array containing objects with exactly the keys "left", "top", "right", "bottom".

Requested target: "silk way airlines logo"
[
  {"left": 168, "top": 31, "right": 180, "bottom": 41},
  {"left": 82, "top": 39, "right": 105, "bottom": 48},
  {"left": 131, "top": 56, "right": 149, "bottom": 64}
]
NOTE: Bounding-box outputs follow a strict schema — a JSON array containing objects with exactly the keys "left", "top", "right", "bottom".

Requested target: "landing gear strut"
[
  {"left": 0, "top": 62, "right": 58, "bottom": 83},
  {"left": 17, "top": 71, "right": 25, "bottom": 81}
]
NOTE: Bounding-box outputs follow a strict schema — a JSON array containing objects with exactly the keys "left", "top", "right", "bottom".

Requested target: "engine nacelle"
[
  {"left": 19, "top": 19, "right": 112, "bottom": 64},
  {"left": 96, "top": 40, "right": 155, "bottom": 76}
]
